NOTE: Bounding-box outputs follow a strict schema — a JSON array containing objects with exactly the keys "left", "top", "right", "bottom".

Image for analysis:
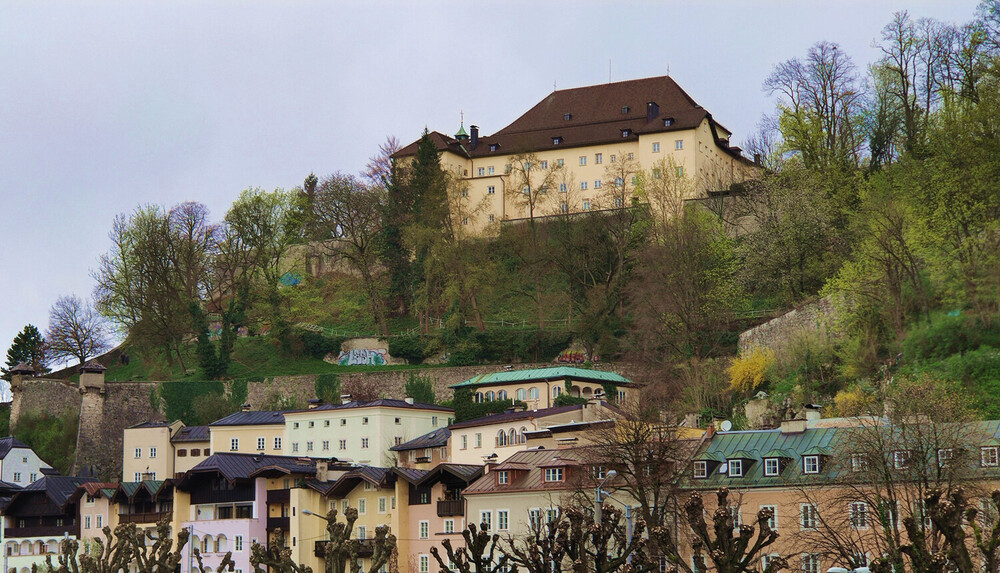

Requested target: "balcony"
[
  {"left": 437, "top": 499, "right": 464, "bottom": 517},
  {"left": 5, "top": 525, "right": 78, "bottom": 538},
  {"left": 266, "top": 517, "right": 290, "bottom": 531},
  {"left": 314, "top": 539, "right": 374, "bottom": 558},
  {"left": 415, "top": 456, "right": 431, "bottom": 464},
  {"left": 118, "top": 512, "right": 169, "bottom": 524},
  {"left": 266, "top": 489, "right": 291, "bottom": 504}
]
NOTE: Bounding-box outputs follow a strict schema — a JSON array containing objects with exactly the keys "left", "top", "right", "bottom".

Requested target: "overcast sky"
[{"left": 0, "top": 1, "right": 982, "bottom": 378}]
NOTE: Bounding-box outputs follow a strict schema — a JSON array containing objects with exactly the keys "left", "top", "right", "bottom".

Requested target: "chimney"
[
  {"left": 780, "top": 419, "right": 807, "bottom": 434},
  {"left": 646, "top": 101, "right": 659, "bottom": 122},
  {"left": 470, "top": 125, "right": 479, "bottom": 149},
  {"left": 241, "top": 403, "right": 252, "bottom": 412},
  {"left": 315, "top": 460, "right": 329, "bottom": 482},
  {"left": 404, "top": 397, "right": 415, "bottom": 405},
  {"left": 341, "top": 394, "right": 352, "bottom": 405},
  {"left": 307, "top": 398, "right": 321, "bottom": 410},
  {"left": 684, "top": 412, "right": 700, "bottom": 428},
  {"left": 804, "top": 403, "right": 822, "bottom": 422}
]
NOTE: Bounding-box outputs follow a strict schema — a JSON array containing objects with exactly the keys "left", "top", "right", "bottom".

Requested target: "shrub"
[
  {"left": 158, "top": 380, "right": 225, "bottom": 425},
  {"left": 404, "top": 372, "right": 436, "bottom": 404},
  {"left": 554, "top": 395, "right": 588, "bottom": 407},
  {"left": 726, "top": 347, "right": 774, "bottom": 394},
  {"left": 314, "top": 373, "right": 341, "bottom": 404},
  {"left": 13, "top": 411, "right": 78, "bottom": 475},
  {"left": 296, "top": 328, "right": 345, "bottom": 359},
  {"left": 388, "top": 335, "right": 435, "bottom": 364}
]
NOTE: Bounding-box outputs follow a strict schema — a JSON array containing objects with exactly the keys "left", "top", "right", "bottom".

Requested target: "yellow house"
[
  {"left": 123, "top": 422, "right": 211, "bottom": 482},
  {"left": 394, "top": 75, "right": 757, "bottom": 232},
  {"left": 449, "top": 366, "right": 640, "bottom": 411},
  {"left": 208, "top": 409, "right": 286, "bottom": 457}
]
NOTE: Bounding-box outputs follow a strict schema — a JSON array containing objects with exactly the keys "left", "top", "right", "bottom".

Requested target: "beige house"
[
  {"left": 209, "top": 410, "right": 287, "bottom": 457},
  {"left": 450, "top": 366, "right": 640, "bottom": 411},
  {"left": 395, "top": 76, "right": 757, "bottom": 233},
  {"left": 282, "top": 398, "right": 454, "bottom": 466},
  {"left": 122, "top": 421, "right": 210, "bottom": 482}
]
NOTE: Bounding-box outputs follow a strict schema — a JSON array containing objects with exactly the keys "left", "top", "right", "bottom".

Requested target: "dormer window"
[
  {"left": 552, "top": 136, "right": 563, "bottom": 145},
  {"left": 664, "top": 118, "right": 673, "bottom": 126},
  {"left": 693, "top": 461, "right": 708, "bottom": 479},
  {"left": 728, "top": 459, "right": 743, "bottom": 477},
  {"left": 803, "top": 455, "right": 820, "bottom": 474},
  {"left": 982, "top": 446, "right": 999, "bottom": 467},
  {"left": 850, "top": 453, "right": 869, "bottom": 472},
  {"left": 937, "top": 448, "right": 954, "bottom": 467},
  {"left": 893, "top": 450, "right": 911, "bottom": 469},
  {"left": 621, "top": 129, "right": 631, "bottom": 138},
  {"left": 497, "top": 471, "right": 509, "bottom": 485},
  {"left": 621, "top": 106, "right": 629, "bottom": 114},
  {"left": 489, "top": 144, "right": 498, "bottom": 152},
  {"left": 764, "top": 458, "right": 780, "bottom": 476},
  {"left": 563, "top": 113, "right": 571, "bottom": 121}
]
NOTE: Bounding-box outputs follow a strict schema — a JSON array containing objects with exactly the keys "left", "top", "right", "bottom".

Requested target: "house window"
[
  {"left": 594, "top": 180, "right": 602, "bottom": 188},
  {"left": 419, "top": 521, "right": 429, "bottom": 539},
  {"left": 894, "top": 450, "right": 910, "bottom": 469},
  {"left": 582, "top": 200, "right": 591, "bottom": 211},
  {"left": 85, "top": 515, "right": 91, "bottom": 529},
  {"left": 394, "top": 437, "right": 402, "bottom": 446},
  {"left": 322, "top": 440, "right": 330, "bottom": 451},
  {"left": 675, "top": 140, "right": 684, "bottom": 150},
  {"left": 552, "top": 137, "right": 562, "bottom": 145},
  {"left": 764, "top": 458, "right": 780, "bottom": 476},
  {"left": 761, "top": 505, "right": 777, "bottom": 530},
  {"left": 800, "top": 504, "right": 817, "bottom": 530},
  {"left": 293, "top": 422, "right": 299, "bottom": 429},
  {"left": 357, "top": 525, "right": 366, "bottom": 539},
  {"left": 306, "top": 441, "right": 313, "bottom": 452},
  {"left": 498, "top": 510, "right": 509, "bottom": 530},
  {"left": 559, "top": 202, "right": 568, "bottom": 213},
  {"left": 497, "top": 471, "right": 508, "bottom": 485},
  {"left": 339, "top": 439, "right": 346, "bottom": 450},
  {"left": 358, "top": 499, "right": 366, "bottom": 514},
  {"left": 675, "top": 166, "right": 684, "bottom": 177},
  {"left": 801, "top": 554, "right": 819, "bottom": 573},
  {"left": 230, "top": 438, "right": 239, "bottom": 451},
  {"left": 580, "top": 181, "right": 587, "bottom": 190},
  {"left": 308, "top": 421, "right": 314, "bottom": 428},
  {"left": 362, "top": 438, "right": 370, "bottom": 449},
  {"left": 652, "top": 142, "right": 660, "bottom": 152},
  {"left": 610, "top": 154, "right": 616, "bottom": 163},
  {"left": 938, "top": 448, "right": 954, "bottom": 467},
  {"left": 621, "top": 106, "right": 629, "bottom": 114},
  {"left": 553, "top": 386, "right": 561, "bottom": 398},
  {"left": 516, "top": 389, "right": 526, "bottom": 400},
  {"left": 803, "top": 456, "right": 820, "bottom": 474},
  {"left": 652, "top": 168, "right": 661, "bottom": 179},
  {"left": 342, "top": 500, "right": 349, "bottom": 513},
  {"left": 134, "top": 448, "right": 141, "bottom": 459},
  {"left": 134, "top": 472, "right": 141, "bottom": 481},
  {"left": 292, "top": 443, "right": 299, "bottom": 452},
  {"left": 595, "top": 153, "right": 602, "bottom": 164},
  {"left": 850, "top": 502, "right": 869, "bottom": 529},
  {"left": 617, "top": 390, "right": 626, "bottom": 402},
  {"left": 149, "top": 446, "right": 157, "bottom": 458},
  {"left": 444, "top": 519, "right": 454, "bottom": 533},
  {"left": 628, "top": 153, "right": 634, "bottom": 160},
  {"left": 256, "top": 438, "right": 265, "bottom": 451},
  {"left": 461, "top": 435, "right": 468, "bottom": 450},
  {"left": 475, "top": 433, "right": 482, "bottom": 447},
  {"left": 480, "top": 511, "right": 491, "bottom": 529},
  {"left": 579, "top": 156, "right": 586, "bottom": 166},
  {"left": 522, "top": 186, "right": 529, "bottom": 195},
  {"left": 983, "top": 447, "right": 999, "bottom": 467},
  {"left": 488, "top": 166, "right": 495, "bottom": 175},
  {"left": 544, "top": 468, "right": 564, "bottom": 482},
  {"left": 379, "top": 497, "right": 387, "bottom": 513},
  {"left": 693, "top": 461, "right": 708, "bottom": 478},
  {"left": 432, "top": 416, "right": 438, "bottom": 426},
  {"left": 419, "top": 556, "right": 429, "bottom": 573},
  {"left": 556, "top": 159, "right": 564, "bottom": 167},
  {"left": 362, "top": 417, "right": 369, "bottom": 425},
  {"left": 850, "top": 453, "right": 868, "bottom": 472},
  {"left": 489, "top": 144, "right": 498, "bottom": 152},
  {"left": 539, "top": 160, "right": 548, "bottom": 169},
  {"left": 728, "top": 459, "right": 743, "bottom": 477},
  {"left": 178, "top": 449, "right": 188, "bottom": 457},
  {"left": 559, "top": 183, "right": 567, "bottom": 193},
  {"left": 461, "top": 217, "right": 468, "bottom": 225},
  {"left": 621, "top": 129, "right": 630, "bottom": 138},
  {"left": 96, "top": 515, "right": 102, "bottom": 528}
]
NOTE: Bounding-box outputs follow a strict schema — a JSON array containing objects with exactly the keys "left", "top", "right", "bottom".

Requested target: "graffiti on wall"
[{"left": 337, "top": 348, "right": 388, "bottom": 366}]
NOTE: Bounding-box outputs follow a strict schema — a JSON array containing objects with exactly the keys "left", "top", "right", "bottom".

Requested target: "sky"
[{"left": 0, "top": 0, "right": 983, "bottom": 377}]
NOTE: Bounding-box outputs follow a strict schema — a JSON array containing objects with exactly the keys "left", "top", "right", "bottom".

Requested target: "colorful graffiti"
[
  {"left": 337, "top": 348, "right": 388, "bottom": 366},
  {"left": 554, "top": 348, "right": 599, "bottom": 364}
]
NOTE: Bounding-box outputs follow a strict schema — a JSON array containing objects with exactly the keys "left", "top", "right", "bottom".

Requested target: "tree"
[
  {"left": 404, "top": 371, "right": 436, "bottom": 404},
  {"left": 312, "top": 173, "right": 390, "bottom": 336},
  {"left": 2, "top": 324, "right": 48, "bottom": 380},
  {"left": 429, "top": 522, "right": 511, "bottom": 573},
  {"left": 45, "top": 295, "right": 110, "bottom": 367},
  {"left": 310, "top": 507, "right": 396, "bottom": 573}
]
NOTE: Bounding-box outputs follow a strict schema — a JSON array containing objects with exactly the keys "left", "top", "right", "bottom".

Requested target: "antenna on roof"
[
  {"left": 553, "top": 80, "right": 557, "bottom": 92},
  {"left": 666, "top": 63, "right": 670, "bottom": 76}
]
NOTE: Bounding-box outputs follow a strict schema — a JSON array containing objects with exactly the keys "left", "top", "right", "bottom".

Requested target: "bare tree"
[
  {"left": 45, "top": 295, "right": 110, "bottom": 367},
  {"left": 429, "top": 522, "right": 512, "bottom": 573}
]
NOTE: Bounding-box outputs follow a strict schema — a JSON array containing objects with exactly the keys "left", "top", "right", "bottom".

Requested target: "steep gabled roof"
[
  {"left": 390, "top": 428, "right": 450, "bottom": 452},
  {"left": 0, "top": 437, "right": 31, "bottom": 459},
  {"left": 464, "top": 449, "right": 588, "bottom": 496},
  {"left": 326, "top": 466, "right": 394, "bottom": 498},
  {"left": 178, "top": 453, "right": 316, "bottom": 485},
  {"left": 171, "top": 425, "right": 210, "bottom": 443},
  {"left": 450, "top": 366, "right": 631, "bottom": 389},
  {"left": 7, "top": 476, "right": 97, "bottom": 513},
  {"left": 210, "top": 411, "right": 286, "bottom": 426},
  {"left": 447, "top": 405, "right": 582, "bottom": 430}
]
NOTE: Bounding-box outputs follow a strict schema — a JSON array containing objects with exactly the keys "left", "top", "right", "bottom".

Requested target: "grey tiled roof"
[
  {"left": 390, "top": 428, "right": 450, "bottom": 451},
  {"left": 183, "top": 453, "right": 316, "bottom": 482},
  {"left": 171, "top": 425, "right": 209, "bottom": 442},
  {"left": 0, "top": 437, "right": 30, "bottom": 459},
  {"left": 448, "top": 405, "right": 582, "bottom": 430},
  {"left": 210, "top": 411, "right": 286, "bottom": 426}
]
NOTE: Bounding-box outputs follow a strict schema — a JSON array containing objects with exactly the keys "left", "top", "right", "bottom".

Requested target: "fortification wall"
[
  {"left": 9, "top": 378, "right": 81, "bottom": 429},
  {"left": 75, "top": 383, "right": 161, "bottom": 480},
  {"left": 737, "top": 297, "right": 835, "bottom": 355}
]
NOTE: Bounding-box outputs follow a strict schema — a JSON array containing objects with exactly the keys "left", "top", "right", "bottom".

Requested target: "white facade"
[{"left": 0, "top": 441, "right": 53, "bottom": 487}]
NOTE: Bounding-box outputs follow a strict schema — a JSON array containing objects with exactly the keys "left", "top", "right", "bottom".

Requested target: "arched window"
[
  {"left": 216, "top": 534, "right": 227, "bottom": 553},
  {"left": 497, "top": 430, "right": 507, "bottom": 447},
  {"left": 497, "top": 390, "right": 508, "bottom": 401},
  {"left": 553, "top": 386, "right": 562, "bottom": 398},
  {"left": 475, "top": 392, "right": 483, "bottom": 403},
  {"left": 516, "top": 388, "right": 526, "bottom": 401},
  {"left": 507, "top": 429, "right": 517, "bottom": 445},
  {"left": 202, "top": 536, "right": 211, "bottom": 553},
  {"left": 520, "top": 426, "right": 529, "bottom": 444},
  {"left": 486, "top": 391, "right": 495, "bottom": 401},
  {"left": 529, "top": 387, "right": 539, "bottom": 400},
  {"left": 19, "top": 541, "right": 29, "bottom": 556}
]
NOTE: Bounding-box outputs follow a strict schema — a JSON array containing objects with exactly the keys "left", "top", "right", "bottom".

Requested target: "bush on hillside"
[
  {"left": 158, "top": 380, "right": 225, "bottom": 425},
  {"left": 296, "top": 328, "right": 346, "bottom": 360},
  {"left": 14, "top": 411, "right": 78, "bottom": 475},
  {"left": 314, "top": 373, "right": 341, "bottom": 404},
  {"left": 404, "top": 372, "right": 436, "bottom": 404},
  {"left": 388, "top": 335, "right": 436, "bottom": 364},
  {"left": 726, "top": 347, "right": 774, "bottom": 394}
]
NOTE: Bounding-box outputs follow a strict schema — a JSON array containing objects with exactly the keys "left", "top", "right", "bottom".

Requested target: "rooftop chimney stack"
[
  {"left": 241, "top": 403, "right": 252, "bottom": 412},
  {"left": 470, "top": 125, "right": 479, "bottom": 149},
  {"left": 341, "top": 394, "right": 352, "bottom": 405},
  {"left": 646, "top": 101, "right": 659, "bottom": 122},
  {"left": 404, "top": 397, "right": 415, "bottom": 405}
]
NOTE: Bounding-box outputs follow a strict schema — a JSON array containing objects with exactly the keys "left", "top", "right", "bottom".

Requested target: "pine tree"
[{"left": 2, "top": 324, "right": 49, "bottom": 380}]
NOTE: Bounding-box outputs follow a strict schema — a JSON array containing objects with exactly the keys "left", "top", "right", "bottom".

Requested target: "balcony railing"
[
  {"left": 437, "top": 499, "right": 464, "bottom": 517},
  {"left": 118, "top": 512, "right": 169, "bottom": 524},
  {"left": 315, "top": 539, "right": 374, "bottom": 558},
  {"left": 266, "top": 517, "right": 290, "bottom": 531},
  {"left": 266, "top": 489, "right": 291, "bottom": 504},
  {"left": 5, "top": 525, "right": 79, "bottom": 538}
]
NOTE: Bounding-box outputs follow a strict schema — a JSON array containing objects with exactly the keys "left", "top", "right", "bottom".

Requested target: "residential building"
[
  {"left": 209, "top": 410, "right": 286, "bottom": 457},
  {"left": 2, "top": 476, "right": 95, "bottom": 573},
  {"left": 71, "top": 482, "right": 118, "bottom": 543},
  {"left": 394, "top": 76, "right": 757, "bottom": 232},
  {"left": 449, "top": 366, "right": 639, "bottom": 411},
  {"left": 282, "top": 399, "right": 453, "bottom": 466},
  {"left": 122, "top": 421, "right": 210, "bottom": 482},
  {"left": 390, "top": 428, "right": 450, "bottom": 469},
  {"left": 0, "top": 437, "right": 55, "bottom": 487},
  {"left": 171, "top": 425, "right": 211, "bottom": 474}
]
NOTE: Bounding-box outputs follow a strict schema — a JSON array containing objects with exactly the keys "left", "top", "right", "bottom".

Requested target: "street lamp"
[{"left": 594, "top": 469, "right": 618, "bottom": 524}]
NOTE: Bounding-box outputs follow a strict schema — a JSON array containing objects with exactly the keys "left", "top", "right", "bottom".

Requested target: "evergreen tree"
[{"left": 2, "top": 324, "right": 49, "bottom": 380}]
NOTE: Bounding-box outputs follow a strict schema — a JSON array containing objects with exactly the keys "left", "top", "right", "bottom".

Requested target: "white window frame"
[
  {"left": 444, "top": 519, "right": 454, "bottom": 533},
  {"left": 134, "top": 448, "right": 142, "bottom": 459},
  {"left": 378, "top": 497, "right": 387, "bottom": 513},
  {"left": 498, "top": 509, "right": 509, "bottom": 531},
  {"left": 652, "top": 142, "right": 660, "bottom": 153},
  {"left": 274, "top": 437, "right": 282, "bottom": 450},
  {"left": 693, "top": 461, "right": 708, "bottom": 479},
  {"left": 760, "top": 505, "right": 777, "bottom": 530},
  {"left": 984, "top": 446, "right": 999, "bottom": 467},
  {"left": 849, "top": 502, "right": 869, "bottom": 529},
  {"left": 230, "top": 438, "right": 239, "bottom": 452},
  {"left": 480, "top": 510, "right": 492, "bottom": 529},
  {"left": 544, "top": 467, "right": 563, "bottom": 482},
  {"left": 850, "top": 453, "right": 868, "bottom": 472},
  {"left": 149, "top": 447, "right": 157, "bottom": 458},
  {"left": 803, "top": 455, "right": 820, "bottom": 474},
  {"left": 419, "top": 520, "right": 429, "bottom": 539},
  {"left": 894, "top": 450, "right": 910, "bottom": 469},
  {"left": 764, "top": 458, "right": 780, "bottom": 476},
  {"left": 728, "top": 459, "right": 743, "bottom": 477},
  {"left": 800, "top": 503, "right": 817, "bottom": 530},
  {"left": 256, "top": 437, "right": 265, "bottom": 451}
]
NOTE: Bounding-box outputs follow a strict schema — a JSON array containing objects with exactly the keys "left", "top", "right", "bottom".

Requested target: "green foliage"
[
  {"left": 229, "top": 378, "right": 249, "bottom": 408},
  {"left": 314, "top": 373, "right": 341, "bottom": 403},
  {"left": 388, "top": 335, "right": 436, "bottom": 364},
  {"left": 470, "top": 329, "right": 573, "bottom": 363},
  {"left": 295, "top": 327, "right": 346, "bottom": 360},
  {"left": 450, "top": 387, "right": 525, "bottom": 422},
  {"left": 3, "top": 324, "right": 48, "bottom": 380},
  {"left": 403, "top": 372, "right": 436, "bottom": 404},
  {"left": 13, "top": 411, "right": 78, "bottom": 475},
  {"left": 902, "top": 315, "right": 1000, "bottom": 362},
  {"left": 192, "top": 392, "right": 237, "bottom": 426},
  {"left": 0, "top": 406, "right": 10, "bottom": 437},
  {"left": 553, "top": 395, "right": 588, "bottom": 407},
  {"left": 158, "top": 380, "right": 225, "bottom": 425}
]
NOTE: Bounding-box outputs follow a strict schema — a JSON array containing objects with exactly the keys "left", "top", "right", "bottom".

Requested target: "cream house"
[
  {"left": 122, "top": 421, "right": 210, "bottom": 482},
  {"left": 209, "top": 410, "right": 287, "bottom": 457},
  {"left": 394, "top": 75, "right": 758, "bottom": 232},
  {"left": 449, "top": 366, "right": 639, "bottom": 411}
]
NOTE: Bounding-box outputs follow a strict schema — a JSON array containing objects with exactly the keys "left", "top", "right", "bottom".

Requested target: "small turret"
[
  {"left": 455, "top": 123, "right": 469, "bottom": 141},
  {"left": 79, "top": 359, "right": 106, "bottom": 393},
  {"left": 9, "top": 362, "right": 34, "bottom": 391}
]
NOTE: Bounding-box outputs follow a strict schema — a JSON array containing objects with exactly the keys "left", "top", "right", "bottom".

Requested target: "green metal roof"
[
  {"left": 455, "top": 125, "right": 468, "bottom": 138},
  {"left": 802, "top": 445, "right": 831, "bottom": 456},
  {"left": 693, "top": 451, "right": 726, "bottom": 462},
  {"left": 761, "top": 448, "right": 794, "bottom": 459},
  {"left": 450, "top": 366, "right": 631, "bottom": 389},
  {"left": 729, "top": 450, "right": 757, "bottom": 460}
]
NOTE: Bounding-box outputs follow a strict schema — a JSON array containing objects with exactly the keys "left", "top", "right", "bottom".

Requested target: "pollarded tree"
[
  {"left": 250, "top": 529, "right": 310, "bottom": 573},
  {"left": 679, "top": 488, "right": 787, "bottom": 573},
  {"left": 315, "top": 507, "right": 396, "bottom": 573},
  {"left": 429, "top": 522, "right": 512, "bottom": 573},
  {"left": 45, "top": 295, "right": 110, "bottom": 368}
]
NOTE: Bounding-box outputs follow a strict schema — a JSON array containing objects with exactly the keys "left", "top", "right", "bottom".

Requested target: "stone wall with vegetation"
[{"left": 737, "top": 297, "right": 835, "bottom": 355}]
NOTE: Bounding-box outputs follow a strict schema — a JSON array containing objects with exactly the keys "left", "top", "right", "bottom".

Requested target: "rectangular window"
[
  {"left": 693, "top": 461, "right": 708, "bottom": 478},
  {"left": 559, "top": 183, "right": 567, "bottom": 193},
  {"left": 432, "top": 416, "right": 438, "bottom": 426},
  {"left": 134, "top": 472, "right": 140, "bottom": 481},
  {"left": 292, "top": 443, "right": 299, "bottom": 452},
  {"left": 728, "top": 459, "right": 743, "bottom": 477},
  {"left": 230, "top": 438, "right": 239, "bottom": 451},
  {"left": 675, "top": 140, "right": 684, "bottom": 150},
  {"left": 475, "top": 433, "right": 482, "bottom": 447},
  {"left": 378, "top": 497, "right": 387, "bottom": 513},
  {"left": 580, "top": 181, "right": 587, "bottom": 190},
  {"left": 362, "top": 417, "right": 369, "bottom": 425},
  {"left": 540, "top": 160, "right": 548, "bottom": 169},
  {"left": 544, "top": 468, "right": 564, "bottom": 482},
  {"left": 800, "top": 504, "right": 817, "bottom": 530},
  {"left": 675, "top": 166, "right": 684, "bottom": 177},
  {"left": 274, "top": 437, "right": 282, "bottom": 450},
  {"left": 764, "top": 458, "right": 780, "bottom": 476},
  {"left": 419, "top": 521, "right": 429, "bottom": 539},
  {"left": 486, "top": 185, "right": 496, "bottom": 195},
  {"left": 556, "top": 159, "right": 564, "bottom": 167},
  {"left": 559, "top": 202, "right": 568, "bottom": 213},
  {"left": 341, "top": 419, "right": 347, "bottom": 426},
  {"left": 849, "top": 502, "right": 869, "bottom": 529},
  {"left": 850, "top": 453, "right": 868, "bottom": 472},
  {"left": 85, "top": 515, "right": 91, "bottom": 529},
  {"left": 444, "top": 519, "right": 454, "bottom": 533},
  {"left": 579, "top": 156, "right": 587, "bottom": 166},
  {"left": 938, "top": 448, "right": 954, "bottom": 467},
  {"left": 235, "top": 536, "right": 243, "bottom": 551},
  {"left": 96, "top": 515, "right": 102, "bottom": 528},
  {"left": 497, "top": 471, "right": 508, "bottom": 484},
  {"left": 594, "top": 180, "right": 602, "bottom": 188},
  {"left": 652, "top": 142, "right": 660, "bottom": 152},
  {"left": 529, "top": 508, "right": 541, "bottom": 528},
  {"left": 461, "top": 435, "right": 468, "bottom": 450},
  {"left": 308, "top": 421, "right": 314, "bottom": 428},
  {"left": 480, "top": 511, "right": 491, "bottom": 529},
  {"left": 610, "top": 154, "right": 616, "bottom": 163},
  {"left": 339, "top": 439, "right": 346, "bottom": 450},
  {"left": 478, "top": 167, "right": 484, "bottom": 176},
  {"left": 306, "top": 441, "right": 314, "bottom": 452},
  {"left": 357, "top": 525, "right": 366, "bottom": 539},
  {"left": 257, "top": 438, "right": 265, "bottom": 451},
  {"left": 984, "top": 447, "right": 999, "bottom": 467},
  {"left": 803, "top": 456, "right": 820, "bottom": 474},
  {"left": 801, "top": 554, "right": 819, "bottom": 573},
  {"left": 419, "top": 555, "right": 429, "bottom": 573},
  {"left": 487, "top": 166, "right": 494, "bottom": 175},
  {"left": 325, "top": 420, "right": 330, "bottom": 427},
  {"left": 149, "top": 447, "right": 157, "bottom": 458},
  {"left": 362, "top": 438, "right": 370, "bottom": 449},
  {"left": 322, "top": 440, "right": 330, "bottom": 451},
  {"left": 546, "top": 508, "right": 559, "bottom": 523},
  {"left": 652, "top": 168, "right": 661, "bottom": 179},
  {"left": 391, "top": 496, "right": 396, "bottom": 509},
  {"left": 358, "top": 499, "right": 366, "bottom": 514},
  {"left": 761, "top": 505, "right": 777, "bottom": 530},
  {"left": 498, "top": 510, "right": 509, "bottom": 531},
  {"left": 582, "top": 200, "right": 590, "bottom": 211},
  {"left": 342, "top": 500, "right": 349, "bottom": 513},
  {"left": 894, "top": 450, "right": 910, "bottom": 469},
  {"left": 293, "top": 422, "right": 299, "bottom": 429},
  {"left": 595, "top": 153, "right": 602, "bottom": 164},
  {"left": 134, "top": 448, "right": 141, "bottom": 459}
]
